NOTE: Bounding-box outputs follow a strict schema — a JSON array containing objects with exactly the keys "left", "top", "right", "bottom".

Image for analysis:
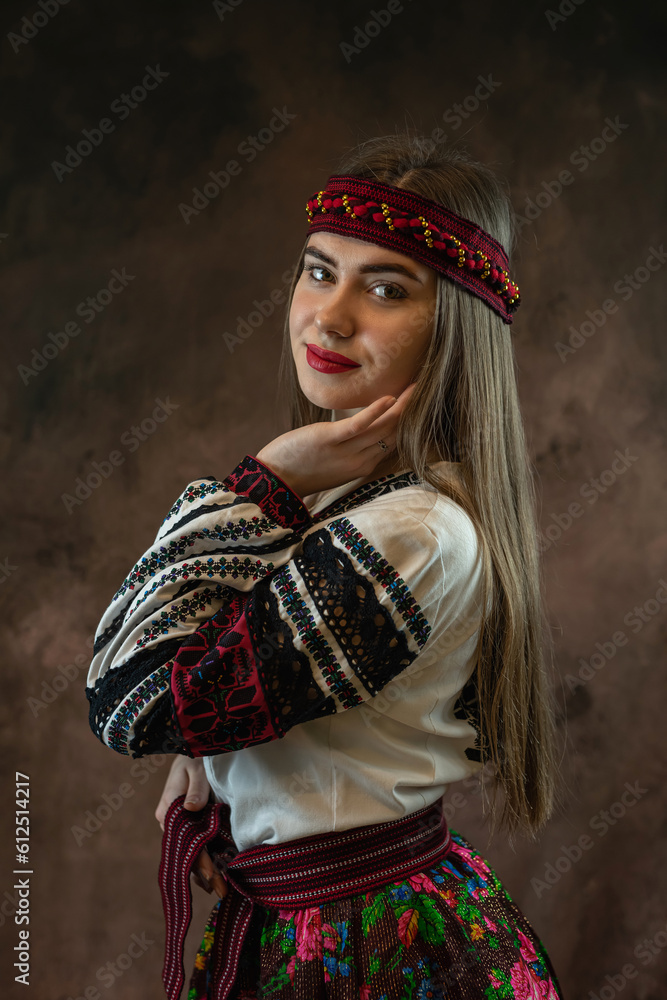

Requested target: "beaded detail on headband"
[{"left": 305, "top": 175, "right": 521, "bottom": 324}]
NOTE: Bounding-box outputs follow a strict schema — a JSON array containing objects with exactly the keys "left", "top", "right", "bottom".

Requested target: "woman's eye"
[
  {"left": 304, "top": 264, "right": 333, "bottom": 282},
  {"left": 372, "top": 282, "right": 406, "bottom": 300},
  {"left": 302, "top": 265, "right": 406, "bottom": 300}
]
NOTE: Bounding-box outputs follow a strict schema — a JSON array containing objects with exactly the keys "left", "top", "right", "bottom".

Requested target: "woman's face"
[{"left": 289, "top": 232, "right": 438, "bottom": 411}]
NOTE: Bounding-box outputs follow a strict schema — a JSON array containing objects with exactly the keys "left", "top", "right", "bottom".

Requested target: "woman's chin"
[
  {"left": 296, "top": 361, "right": 383, "bottom": 412},
  {"left": 300, "top": 384, "right": 372, "bottom": 413}
]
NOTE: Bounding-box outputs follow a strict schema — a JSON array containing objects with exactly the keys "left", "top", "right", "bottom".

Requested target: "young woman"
[{"left": 87, "top": 134, "right": 565, "bottom": 998}]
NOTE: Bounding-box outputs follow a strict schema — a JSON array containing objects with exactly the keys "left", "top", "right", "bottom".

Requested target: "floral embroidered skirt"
[{"left": 188, "top": 827, "right": 563, "bottom": 999}]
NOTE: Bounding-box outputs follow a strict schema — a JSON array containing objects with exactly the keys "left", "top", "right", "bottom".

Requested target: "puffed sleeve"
[
  {"left": 88, "top": 458, "right": 478, "bottom": 761},
  {"left": 86, "top": 455, "right": 313, "bottom": 756}
]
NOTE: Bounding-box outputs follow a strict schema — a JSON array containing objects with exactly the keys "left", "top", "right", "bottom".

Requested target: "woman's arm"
[
  {"left": 87, "top": 388, "right": 462, "bottom": 760},
  {"left": 89, "top": 484, "right": 479, "bottom": 758},
  {"left": 86, "top": 454, "right": 314, "bottom": 755}
]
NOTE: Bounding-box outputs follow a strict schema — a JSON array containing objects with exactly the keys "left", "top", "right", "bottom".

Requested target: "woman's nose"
[{"left": 313, "top": 284, "right": 355, "bottom": 338}]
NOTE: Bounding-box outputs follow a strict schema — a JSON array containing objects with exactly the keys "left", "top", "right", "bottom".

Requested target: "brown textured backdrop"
[{"left": 1, "top": 1, "right": 666, "bottom": 997}]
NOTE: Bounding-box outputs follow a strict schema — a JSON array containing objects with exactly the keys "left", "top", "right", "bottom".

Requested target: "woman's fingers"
[
  {"left": 191, "top": 869, "right": 212, "bottom": 894},
  {"left": 351, "top": 384, "right": 418, "bottom": 448},
  {"left": 255, "top": 382, "right": 418, "bottom": 497},
  {"left": 155, "top": 763, "right": 225, "bottom": 897},
  {"left": 339, "top": 388, "right": 413, "bottom": 443},
  {"left": 192, "top": 848, "right": 228, "bottom": 898},
  {"left": 155, "top": 758, "right": 189, "bottom": 830},
  {"left": 376, "top": 382, "right": 417, "bottom": 421},
  {"left": 155, "top": 757, "right": 211, "bottom": 831},
  {"left": 182, "top": 762, "right": 211, "bottom": 812},
  {"left": 341, "top": 395, "right": 396, "bottom": 439},
  {"left": 210, "top": 873, "right": 228, "bottom": 899}
]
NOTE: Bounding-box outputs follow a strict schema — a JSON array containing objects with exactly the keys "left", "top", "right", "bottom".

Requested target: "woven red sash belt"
[{"left": 159, "top": 794, "right": 453, "bottom": 1000}]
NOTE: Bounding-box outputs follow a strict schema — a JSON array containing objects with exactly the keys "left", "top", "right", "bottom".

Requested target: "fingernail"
[{"left": 193, "top": 870, "right": 213, "bottom": 893}]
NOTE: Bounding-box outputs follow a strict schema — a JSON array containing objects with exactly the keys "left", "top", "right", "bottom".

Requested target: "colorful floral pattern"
[{"left": 187, "top": 829, "right": 563, "bottom": 999}]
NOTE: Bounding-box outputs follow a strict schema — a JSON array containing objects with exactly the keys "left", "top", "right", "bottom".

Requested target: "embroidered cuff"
[{"left": 223, "top": 455, "right": 312, "bottom": 531}]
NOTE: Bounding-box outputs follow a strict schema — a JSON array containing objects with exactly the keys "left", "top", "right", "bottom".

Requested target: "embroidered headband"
[{"left": 305, "top": 175, "right": 520, "bottom": 324}]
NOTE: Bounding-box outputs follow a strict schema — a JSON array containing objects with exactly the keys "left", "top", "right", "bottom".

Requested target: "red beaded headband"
[{"left": 305, "top": 175, "right": 520, "bottom": 324}]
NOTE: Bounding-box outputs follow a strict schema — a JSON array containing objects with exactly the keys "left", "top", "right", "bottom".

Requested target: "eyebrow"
[{"left": 304, "top": 245, "right": 424, "bottom": 284}]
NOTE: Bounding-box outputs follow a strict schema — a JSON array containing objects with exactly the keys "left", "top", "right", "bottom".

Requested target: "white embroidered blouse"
[{"left": 86, "top": 455, "right": 487, "bottom": 851}]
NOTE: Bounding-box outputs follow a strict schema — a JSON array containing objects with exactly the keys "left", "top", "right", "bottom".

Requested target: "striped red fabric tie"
[{"left": 159, "top": 794, "right": 453, "bottom": 1000}]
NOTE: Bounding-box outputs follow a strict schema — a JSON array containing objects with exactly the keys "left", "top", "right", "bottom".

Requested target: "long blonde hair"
[{"left": 278, "top": 133, "right": 564, "bottom": 843}]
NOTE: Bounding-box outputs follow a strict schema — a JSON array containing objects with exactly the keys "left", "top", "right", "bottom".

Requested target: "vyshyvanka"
[{"left": 87, "top": 456, "right": 563, "bottom": 999}]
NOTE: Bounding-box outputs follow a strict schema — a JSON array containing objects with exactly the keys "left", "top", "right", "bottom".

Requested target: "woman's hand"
[
  {"left": 155, "top": 756, "right": 211, "bottom": 828},
  {"left": 155, "top": 756, "right": 228, "bottom": 899},
  {"left": 256, "top": 383, "right": 416, "bottom": 497}
]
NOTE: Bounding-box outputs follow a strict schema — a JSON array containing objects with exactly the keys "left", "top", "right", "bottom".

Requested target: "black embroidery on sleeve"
[
  {"left": 129, "top": 692, "right": 192, "bottom": 758},
  {"left": 87, "top": 638, "right": 184, "bottom": 743},
  {"left": 247, "top": 581, "right": 338, "bottom": 733},
  {"left": 297, "top": 529, "right": 416, "bottom": 696}
]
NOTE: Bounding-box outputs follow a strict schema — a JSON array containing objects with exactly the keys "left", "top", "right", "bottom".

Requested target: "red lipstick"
[{"left": 306, "top": 343, "right": 361, "bottom": 374}]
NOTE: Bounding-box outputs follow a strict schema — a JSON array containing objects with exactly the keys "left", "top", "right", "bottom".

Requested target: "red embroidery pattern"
[
  {"left": 170, "top": 590, "right": 280, "bottom": 755},
  {"left": 223, "top": 455, "right": 312, "bottom": 530}
]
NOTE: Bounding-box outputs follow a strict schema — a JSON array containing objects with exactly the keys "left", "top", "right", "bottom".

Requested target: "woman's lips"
[{"left": 306, "top": 344, "right": 361, "bottom": 374}]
